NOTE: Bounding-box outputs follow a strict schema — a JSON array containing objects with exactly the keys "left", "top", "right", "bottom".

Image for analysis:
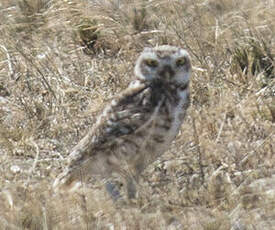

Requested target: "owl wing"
[
  {"left": 80, "top": 81, "right": 150, "bottom": 145},
  {"left": 53, "top": 81, "right": 154, "bottom": 189}
]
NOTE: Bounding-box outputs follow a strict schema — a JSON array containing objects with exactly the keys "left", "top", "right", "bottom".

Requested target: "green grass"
[{"left": 0, "top": 0, "right": 274, "bottom": 229}]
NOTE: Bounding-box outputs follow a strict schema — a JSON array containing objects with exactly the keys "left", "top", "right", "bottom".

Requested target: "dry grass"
[{"left": 0, "top": 0, "right": 274, "bottom": 229}]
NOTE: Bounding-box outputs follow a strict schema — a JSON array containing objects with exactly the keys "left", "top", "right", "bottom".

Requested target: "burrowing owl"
[{"left": 53, "top": 45, "right": 192, "bottom": 200}]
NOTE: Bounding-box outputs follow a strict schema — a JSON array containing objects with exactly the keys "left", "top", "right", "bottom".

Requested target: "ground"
[{"left": 0, "top": 0, "right": 274, "bottom": 229}]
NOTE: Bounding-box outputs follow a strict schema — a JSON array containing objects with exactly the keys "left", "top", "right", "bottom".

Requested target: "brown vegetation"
[{"left": 0, "top": 0, "right": 274, "bottom": 229}]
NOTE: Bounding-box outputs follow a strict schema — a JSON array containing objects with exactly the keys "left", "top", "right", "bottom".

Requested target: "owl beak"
[{"left": 159, "top": 65, "right": 175, "bottom": 81}]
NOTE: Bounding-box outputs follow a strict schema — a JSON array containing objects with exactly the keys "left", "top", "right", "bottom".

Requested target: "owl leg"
[
  {"left": 126, "top": 160, "right": 146, "bottom": 199},
  {"left": 126, "top": 176, "right": 138, "bottom": 199},
  {"left": 105, "top": 181, "right": 121, "bottom": 201}
]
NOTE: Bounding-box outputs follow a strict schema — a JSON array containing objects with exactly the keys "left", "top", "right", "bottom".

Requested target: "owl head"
[{"left": 134, "top": 45, "right": 191, "bottom": 86}]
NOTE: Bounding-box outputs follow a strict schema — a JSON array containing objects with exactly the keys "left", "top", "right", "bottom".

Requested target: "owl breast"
[{"left": 105, "top": 81, "right": 190, "bottom": 174}]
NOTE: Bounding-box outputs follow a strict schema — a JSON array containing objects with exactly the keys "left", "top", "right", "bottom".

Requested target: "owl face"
[{"left": 134, "top": 45, "right": 191, "bottom": 86}]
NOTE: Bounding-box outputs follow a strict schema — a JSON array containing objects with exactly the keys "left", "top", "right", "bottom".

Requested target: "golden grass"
[{"left": 0, "top": 0, "right": 274, "bottom": 229}]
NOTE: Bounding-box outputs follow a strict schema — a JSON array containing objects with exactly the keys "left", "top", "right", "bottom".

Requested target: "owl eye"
[
  {"left": 144, "top": 59, "right": 158, "bottom": 68},
  {"left": 176, "top": 57, "right": 186, "bottom": 67}
]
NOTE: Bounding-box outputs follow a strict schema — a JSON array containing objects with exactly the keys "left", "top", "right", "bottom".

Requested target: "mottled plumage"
[{"left": 53, "top": 45, "right": 192, "bottom": 200}]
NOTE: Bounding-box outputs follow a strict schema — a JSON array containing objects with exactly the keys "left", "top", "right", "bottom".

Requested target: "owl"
[{"left": 53, "top": 45, "right": 192, "bottom": 200}]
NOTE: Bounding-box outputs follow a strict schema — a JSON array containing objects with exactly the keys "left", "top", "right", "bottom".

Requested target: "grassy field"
[{"left": 0, "top": 0, "right": 274, "bottom": 229}]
